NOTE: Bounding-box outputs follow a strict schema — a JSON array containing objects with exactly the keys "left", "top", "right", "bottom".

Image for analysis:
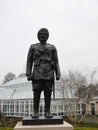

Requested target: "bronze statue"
[{"left": 26, "top": 28, "right": 61, "bottom": 118}]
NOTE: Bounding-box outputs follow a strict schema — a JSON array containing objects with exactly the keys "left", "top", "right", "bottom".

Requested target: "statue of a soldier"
[{"left": 26, "top": 28, "right": 61, "bottom": 118}]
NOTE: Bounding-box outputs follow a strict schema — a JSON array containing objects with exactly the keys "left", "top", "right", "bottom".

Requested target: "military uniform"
[
  {"left": 26, "top": 43, "right": 60, "bottom": 81},
  {"left": 26, "top": 28, "right": 60, "bottom": 118}
]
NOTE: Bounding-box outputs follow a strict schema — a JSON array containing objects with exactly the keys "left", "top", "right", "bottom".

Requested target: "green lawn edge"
[{"left": 0, "top": 127, "right": 98, "bottom": 130}]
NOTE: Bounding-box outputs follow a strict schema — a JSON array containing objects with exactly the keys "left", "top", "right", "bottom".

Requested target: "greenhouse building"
[
  {"left": 0, "top": 77, "right": 95, "bottom": 117},
  {"left": 0, "top": 77, "right": 84, "bottom": 117}
]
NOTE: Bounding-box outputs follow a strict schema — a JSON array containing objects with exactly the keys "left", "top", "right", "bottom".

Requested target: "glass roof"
[{"left": 0, "top": 77, "right": 65, "bottom": 100}]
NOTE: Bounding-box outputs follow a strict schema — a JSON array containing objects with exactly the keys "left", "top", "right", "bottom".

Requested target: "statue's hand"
[
  {"left": 56, "top": 75, "right": 60, "bottom": 80},
  {"left": 27, "top": 75, "right": 32, "bottom": 81}
]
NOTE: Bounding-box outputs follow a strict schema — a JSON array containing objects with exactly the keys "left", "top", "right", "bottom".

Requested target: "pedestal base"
[
  {"left": 22, "top": 116, "right": 63, "bottom": 125},
  {"left": 14, "top": 121, "right": 74, "bottom": 130}
]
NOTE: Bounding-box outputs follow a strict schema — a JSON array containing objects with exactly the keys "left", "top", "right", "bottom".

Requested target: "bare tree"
[
  {"left": 2, "top": 72, "right": 16, "bottom": 84},
  {"left": 83, "top": 67, "right": 98, "bottom": 115},
  {"left": 58, "top": 70, "right": 87, "bottom": 123},
  {"left": 58, "top": 68, "right": 98, "bottom": 123},
  {"left": 75, "top": 68, "right": 98, "bottom": 117},
  {"left": 94, "top": 84, "right": 98, "bottom": 97}
]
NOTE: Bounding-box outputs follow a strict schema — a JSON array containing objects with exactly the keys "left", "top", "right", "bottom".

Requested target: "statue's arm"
[
  {"left": 53, "top": 46, "right": 61, "bottom": 80},
  {"left": 26, "top": 45, "right": 33, "bottom": 80}
]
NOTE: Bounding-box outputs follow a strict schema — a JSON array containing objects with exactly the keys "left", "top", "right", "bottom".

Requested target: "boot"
[
  {"left": 45, "top": 111, "right": 53, "bottom": 118},
  {"left": 32, "top": 111, "right": 39, "bottom": 118}
]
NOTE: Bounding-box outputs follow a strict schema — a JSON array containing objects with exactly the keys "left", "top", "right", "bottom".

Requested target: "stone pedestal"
[
  {"left": 14, "top": 116, "right": 73, "bottom": 130},
  {"left": 14, "top": 121, "right": 74, "bottom": 130},
  {"left": 22, "top": 116, "right": 63, "bottom": 125}
]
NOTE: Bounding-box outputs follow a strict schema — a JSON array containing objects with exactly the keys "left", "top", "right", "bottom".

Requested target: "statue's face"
[
  {"left": 38, "top": 32, "right": 48, "bottom": 42},
  {"left": 37, "top": 28, "right": 49, "bottom": 42}
]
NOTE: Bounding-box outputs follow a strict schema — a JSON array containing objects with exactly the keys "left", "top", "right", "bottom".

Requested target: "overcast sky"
[{"left": 0, "top": 0, "right": 98, "bottom": 84}]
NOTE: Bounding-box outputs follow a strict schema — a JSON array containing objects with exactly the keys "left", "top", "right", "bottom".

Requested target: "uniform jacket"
[{"left": 26, "top": 43, "right": 60, "bottom": 80}]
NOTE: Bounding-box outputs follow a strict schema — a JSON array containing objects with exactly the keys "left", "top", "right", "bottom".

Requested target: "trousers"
[{"left": 32, "top": 80, "right": 53, "bottom": 113}]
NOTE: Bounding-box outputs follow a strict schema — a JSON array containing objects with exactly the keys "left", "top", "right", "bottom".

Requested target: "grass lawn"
[
  {"left": 0, "top": 127, "right": 98, "bottom": 130},
  {"left": 0, "top": 128, "right": 13, "bottom": 130},
  {"left": 74, "top": 127, "right": 98, "bottom": 130}
]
